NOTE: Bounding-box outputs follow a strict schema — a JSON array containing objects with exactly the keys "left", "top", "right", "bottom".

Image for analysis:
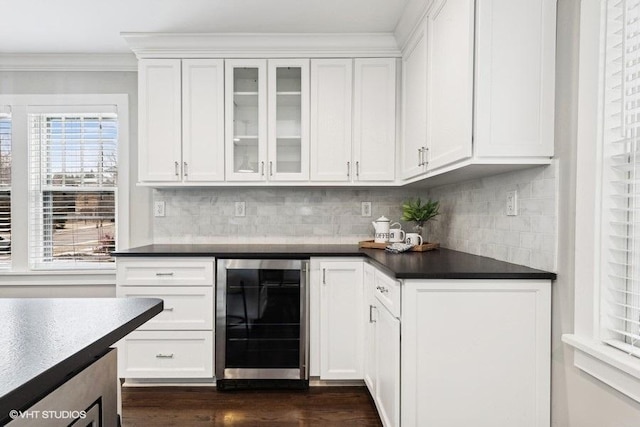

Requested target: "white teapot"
[{"left": 372, "top": 216, "right": 391, "bottom": 243}]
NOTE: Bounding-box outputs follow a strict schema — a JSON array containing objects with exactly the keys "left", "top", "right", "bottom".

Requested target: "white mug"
[
  {"left": 389, "top": 228, "right": 406, "bottom": 243},
  {"left": 405, "top": 233, "right": 423, "bottom": 246}
]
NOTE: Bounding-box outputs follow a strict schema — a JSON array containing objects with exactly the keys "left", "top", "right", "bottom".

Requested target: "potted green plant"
[{"left": 401, "top": 198, "right": 440, "bottom": 240}]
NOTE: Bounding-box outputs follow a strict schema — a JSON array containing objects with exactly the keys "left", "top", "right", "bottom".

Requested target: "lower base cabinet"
[{"left": 401, "top": 279, "right": 551, "bottom": 427}]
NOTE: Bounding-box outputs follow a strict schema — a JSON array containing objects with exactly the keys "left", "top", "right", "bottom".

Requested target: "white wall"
[{"left": 0, "top": 70, "right": 152, "bottom": 296}]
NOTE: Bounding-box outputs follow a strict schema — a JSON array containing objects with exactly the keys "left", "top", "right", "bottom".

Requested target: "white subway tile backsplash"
[{"left": 152, "top": 164, "right": 557, "bottom": 272}]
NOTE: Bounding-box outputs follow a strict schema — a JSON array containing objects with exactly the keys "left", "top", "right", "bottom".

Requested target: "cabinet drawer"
[
  {"left": 117, "top": 286, "right": 213, "bottom": 330},
  {"left": 117, "top": 258, "right": 214, "bottom": 287},
  {"left": 119, "top": 330, "right": 213, "bottom": 378},
  {"left": 374, "top": 269, "right": 400, "bottom": 318}
]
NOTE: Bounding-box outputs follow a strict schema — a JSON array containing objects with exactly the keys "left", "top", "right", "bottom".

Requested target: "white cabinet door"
[
  {"left": 138, "top": 59, "right": 182, "bottom": 182},
  {"left": 401, "top": 280, "right": 551, "bottom": 427},
  {"left": 268, "top": 59, "right": 310, "bottom": 181},
  {"left": 375, "top": 300, "right": 400, "bottom": 427},
  {"left": 401, "top": 23, "right": 428, "bottom": 180},
  {"left": 353, "top": 59, "right": 396, "bottom": 182},
  {"left": 425, "top": 0, "right": 474, "bottom": 171},
  {"left": 474, "top": 0, "right": 556, "bottom": 158},
  {"left": 319, "top": 260, "right": 364, "bottom": 379},
  {"left": 310, "top": 59, "right": 353, "bottom": 182},
  {"left": 363, "top": 263, "right": 377, "bottom": 394},
  {"left": 182, "top": 59, "right": 225, "bottom": 182},
  {"left": 225, "top": 59, "right": 268, "bottom": 181}
]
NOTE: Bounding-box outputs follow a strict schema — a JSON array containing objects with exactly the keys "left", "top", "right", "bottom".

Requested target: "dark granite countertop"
[
  {"left": 0, "top": 298, "right": 163, "bottom": 425},
  {"left": 114, "top": 244, "right": 556, "bottom": 280}
]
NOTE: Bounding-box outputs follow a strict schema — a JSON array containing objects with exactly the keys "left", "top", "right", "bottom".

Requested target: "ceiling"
[{"left": 1, "top": 0, "right": 409, "bottom": 54}]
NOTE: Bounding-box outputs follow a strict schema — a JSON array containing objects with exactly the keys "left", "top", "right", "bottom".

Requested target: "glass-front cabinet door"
[
  {"left": 267, "top": 59, "right": 309, "bottom": 181},
  {"left": 225, "top": 59, "right": 267, "bottom": 181}
]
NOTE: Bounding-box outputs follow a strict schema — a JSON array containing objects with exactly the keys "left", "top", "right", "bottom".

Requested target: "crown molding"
[
  {"left": 0, "top": 53, "right": 138, "bottom": 72},
  {"left": 120, "top": 32, "right": 401, "bottom": 58}
]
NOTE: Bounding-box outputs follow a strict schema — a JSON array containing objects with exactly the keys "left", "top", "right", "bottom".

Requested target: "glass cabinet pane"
[
  {"left": 233, "top": 68, "right": 260, "bottom": 174},
  {"left": 275, "top": 67, "right": 302, "bottom": 174}
]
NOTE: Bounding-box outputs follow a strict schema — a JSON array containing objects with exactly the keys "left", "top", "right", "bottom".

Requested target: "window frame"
[
  {"left": 562, "top": 0, "right": 640, "bottom": 402},
  {"left": 0, "top": 94, "right": 129, "bottom": 278}
]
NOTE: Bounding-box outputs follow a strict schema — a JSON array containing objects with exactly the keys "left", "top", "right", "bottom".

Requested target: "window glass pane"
[{"left": 28, "top": 113, "right": 117, "bottom": 269}]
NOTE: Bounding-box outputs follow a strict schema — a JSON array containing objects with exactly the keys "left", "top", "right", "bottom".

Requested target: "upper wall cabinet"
[
  {"left": 311, "top": 58, "right": 396, "bottom": 183},
  {"left": 225, "top": 59, "right": 310, "bottom": 182},
  {"left": 138, "top": 59, "right": 225, "bottom": 183},
  {"left": 400, "top": 0, "right": 556, "bottom": 184},
  {"left": 474, "top": 0, "right": 556, "bottom": 158}
]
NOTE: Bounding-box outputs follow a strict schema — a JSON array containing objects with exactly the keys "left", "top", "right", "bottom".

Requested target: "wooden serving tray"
[{"left": 358, "top": 240, "right": 440, "bottom": 252}]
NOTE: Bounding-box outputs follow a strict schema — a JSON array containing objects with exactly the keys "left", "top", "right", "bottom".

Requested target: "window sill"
[
  {"left": 562, "top": 334, "right": 640, "bottom": 402},
  {"left": 0, "top": 270, "right": 115, "bottom": 286}
]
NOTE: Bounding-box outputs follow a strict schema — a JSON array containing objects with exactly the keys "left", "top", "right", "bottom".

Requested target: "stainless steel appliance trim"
[
  {"left": 223, "top": 368, "right": 301, "bottom": 380},
  {"left": 215, "top": 258, "right": 309, "bottom": 382}
]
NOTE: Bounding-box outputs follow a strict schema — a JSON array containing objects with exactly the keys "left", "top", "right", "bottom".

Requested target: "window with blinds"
[
  {"left": 603, "top": 0, "right": 640, "bottom": 357},
  {"left": 28, "top": 112, "right": 118, "bottom": 269},
  {"left": 0, "top": 109, "right": 10, "bottom": 269}
]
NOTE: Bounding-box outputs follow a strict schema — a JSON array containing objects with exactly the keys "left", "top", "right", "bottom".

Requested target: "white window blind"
[
  {"left": 28, "top": 111, "right": 118, "bottom": 269},
  {"left": 603, "top": 0, "right": 640, "bottom": 357},
  {"left": 0, "top": 108, "right": 10, "bottom": 269}
]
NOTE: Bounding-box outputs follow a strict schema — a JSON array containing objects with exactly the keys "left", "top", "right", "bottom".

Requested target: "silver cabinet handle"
[
  {"left": 156, "top": 272, "right": 174, "bottom": 277},
  {"left": 261, "top": 161, "right": 265, "bottom": 177},
  {"left": 269, "top": 161, "right": 273, "bottom": 176},
  {"left": 174, "top": 161, "right": 180, "bottom": 177},
  {"left": 347, "top": 161, "right": 350, "bottom": 178},
  {"left": 369, "top": 305, "right": 376, "bottom": 323},
  {"left": 424, "top": 147, "right": 429, "bottom": 167},
  {"left": 381, "top": 287, "right": 389, "bottom": 294},
  {"left": 356, "top": 161, "right": 360, "bottom": 178},
  {"left": 162, "top": 307, "right": 174, "bottom": 312},
  {"left": 418, "top": 148, "right": 423, "bottom": 166},
  {"left": 155, "top": 353, "right": 174, "bottom": 359},
  {"left": 183, "top": 161, "right": 188, "bottom": 176},
  {"left": 322, "top": 268, "right": 326, "bottom": 284}
]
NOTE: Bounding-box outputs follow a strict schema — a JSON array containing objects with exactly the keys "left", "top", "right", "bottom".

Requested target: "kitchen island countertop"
[
  {"left": 0, "top": 298, "right": 163, "bottom": 425},
  {"left": 114, "top": 244, "right": 556, "bottom": 280}
]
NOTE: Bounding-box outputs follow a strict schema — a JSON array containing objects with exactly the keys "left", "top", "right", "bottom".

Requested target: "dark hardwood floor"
[{"left": 121, "top": 386, "right": 383, "bottom": 426}]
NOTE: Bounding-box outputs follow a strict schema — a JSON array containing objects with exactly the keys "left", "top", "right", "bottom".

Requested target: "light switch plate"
[
  {"left": 361, "top": 202, "right": 372, "bottom": 217},
  {"left": 506, "top": 190, "right": 518, "bottom": 216},
  {"left": 153, "top": 201, "right": 165, "bottom": 217},
  {"left": 235, "top": 202, "right": 246, "bottom": 217}
]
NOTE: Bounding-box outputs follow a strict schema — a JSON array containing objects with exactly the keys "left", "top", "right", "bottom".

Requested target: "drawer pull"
[
  {"left": 156, "top": 272, "right": 174, "bottom": 277},
  {"left": 155, "top": 353, "right": 174, "bottom": 359},
  {"left": 162, "top": 307, "right": 174, "bottom": 312}
]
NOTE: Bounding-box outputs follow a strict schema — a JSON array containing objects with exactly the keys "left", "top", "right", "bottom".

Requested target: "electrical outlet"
[
  {"left": 235, "top": 202, "right": 246, "bottom": 217},
  {"left": 153, "top": 201, "right": 165, "bottom": 217},
  {"left": 506, "top": 190, "right": 518, "bottom": 216},
  {"left": 361, "top": 202, "right": 372, "bottom": 217}
]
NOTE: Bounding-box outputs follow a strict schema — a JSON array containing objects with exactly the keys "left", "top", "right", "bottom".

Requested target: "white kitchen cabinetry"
[
  {"left": 310, "top": 59, "right": 353, "bottom": 182},
  {"left": 353, "top": 58, "right": 397, "bottom": 182},
  {"left": 425, "top": 0, "right": 474, "bottom": 171},
  {"left": 311, "top": 58, "right": 396, "bottom": 183},
  {"left": 226, "top": 59, "right": 310, "bottom": 182},
  {"left": 401, "top": 279, "right": 551, "bottom": 427},
  {"left": 401, "top": 22, "right": 428, "bottom": 180},
  {"left": 400, "top": 0, "right": 556, "bottom": 184},
  {"left": 116, "top": 257, "right": 216, "bottom": 380},
  {"left": 365, "top": 264, "right": 400, "bottom": 427},
  {"left": 363, "top": 263, "right": 377, "bottom": 393},
  {"left": 225, "top": 59, "right": 268, "bottom": 181},
  {"left": 138, "top": 59, "right": 225, "bottom": 183},
  {"left": 317, "top": 259, "right": 364, "bottom": 380}
]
